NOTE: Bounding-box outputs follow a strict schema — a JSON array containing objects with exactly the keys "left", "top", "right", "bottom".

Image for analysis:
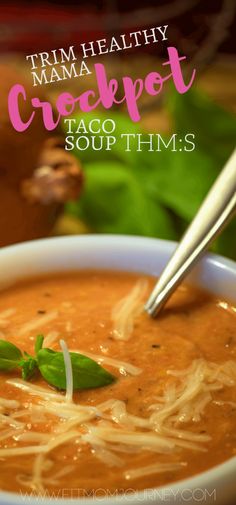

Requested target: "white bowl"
[{"left": 0, "top": 235, "right": 235, "bottom": 505}]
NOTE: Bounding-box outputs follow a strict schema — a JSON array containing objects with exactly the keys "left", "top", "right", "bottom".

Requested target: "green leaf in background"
[
  {"left": 64, "top": 88, "right": 236, "bottom": 260},
  {"left": 166, "top": 88, "right": 236, "bottom": 257},
  {"left": 168, "top": 87, "right": 236, "bottom": 166},
  {"left": 143, "top": 148, "right": 218, "bottom": 221},
  {"left": 211, "top": 219, "right": 236, "bottom": 260},
  {"left": 68, "top": 161, "right": 177, "bottom": 238}
]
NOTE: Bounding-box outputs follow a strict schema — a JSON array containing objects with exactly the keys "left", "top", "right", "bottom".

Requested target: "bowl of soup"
[{"left": 0, "top": 235, "right": 235, "bottom": 505}]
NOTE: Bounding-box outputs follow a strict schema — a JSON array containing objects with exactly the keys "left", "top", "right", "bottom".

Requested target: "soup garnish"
[
  {"left": 0, "top": 336, "right": 115, "bottom": 389},
  {"left": 0, "top": 271, "right": 235, "bottom": 497}
]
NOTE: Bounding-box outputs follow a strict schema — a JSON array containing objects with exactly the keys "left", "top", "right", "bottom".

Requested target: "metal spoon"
[{"left": 145, "top": 148, "right": 236, "bottom": 317}]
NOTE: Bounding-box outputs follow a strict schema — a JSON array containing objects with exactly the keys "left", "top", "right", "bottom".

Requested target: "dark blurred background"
[
  {"left": 0, "top": 0, "right": 235, "bottom": 258},
  {"left": 0, "top": 0, "right": 235, "bottom": 58}
]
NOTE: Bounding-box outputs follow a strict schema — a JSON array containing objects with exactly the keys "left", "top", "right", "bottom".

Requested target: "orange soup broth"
[{"left": 0, "top": 271, "right": 235, "bottom": 496}]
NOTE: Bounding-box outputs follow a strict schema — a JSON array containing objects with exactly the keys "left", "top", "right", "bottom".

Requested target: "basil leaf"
[
  {"left": 21, "top": 358, "right": 38, "bottom": 380},
  {"left": 67, "top": 161, "right": 177, "bottom": 238},
  {"left": 35, "top": 335, "right": 44, "bottom": 355},
  {"left": 37, "top": 349, "right": 116, "bottom": 390},
  {"left": 0, "top": 340, "right": 22, "bottom": 371}
]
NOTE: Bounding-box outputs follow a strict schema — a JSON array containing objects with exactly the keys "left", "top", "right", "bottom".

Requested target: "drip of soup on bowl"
[{"left": 0, "top": 269, "right": 235, "bottom": 498}]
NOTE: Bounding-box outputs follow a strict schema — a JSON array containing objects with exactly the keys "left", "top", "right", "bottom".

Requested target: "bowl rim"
[
  {"left": 0, "top": 234, "right": 235, "bottom": 505},
  {"left": 0, "top": 233, "right": 235, "bottom": 270},
  {"left": 0, "top": 233, "right": 235, "bottom": 265}
]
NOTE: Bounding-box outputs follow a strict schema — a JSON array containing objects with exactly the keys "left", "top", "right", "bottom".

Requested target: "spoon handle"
[{"left": 145, "top": 148, "right": 236, "bottom": 317}]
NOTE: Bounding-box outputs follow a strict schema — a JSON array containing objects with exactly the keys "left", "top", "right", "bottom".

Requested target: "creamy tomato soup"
[{"left": 0, "top": 270, "right": 235, "bottom": 497}]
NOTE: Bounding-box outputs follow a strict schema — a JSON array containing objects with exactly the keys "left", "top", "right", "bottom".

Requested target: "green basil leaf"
[
  {"left": 23, "top": 351, "right": 31, "bottom": 358},
  {"left": 67, "top": 161, "right": 177, "bottom": 239},
  {"left": 167, "top": 87, "right": 236, "bottom": 166},
  {"left": 37, "top": 349, "right": 116, "bottom": 390},
  {"left": 0, "top": 340, "right": 22, "bottom": 371},
  {"left": 21, "top": 358, "right": 38, "bottom": 380},
  {"left": 35, "top": 335, "right": 44, "bottom": 355}
]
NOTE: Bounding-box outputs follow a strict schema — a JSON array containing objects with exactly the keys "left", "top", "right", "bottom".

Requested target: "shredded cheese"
[
  {"left": 0, "top": 397, "right": 19, "bottom": 409},
  {"left": 0, "top": 445, "right": 49, "bottom": 456},
  {"left": 0, "top": 308, "right": 17, "bottom": 329},
  {"left": 60, "top": 339, "right": 73, "bottom": 403},
  {"left": 125, "top": 462, "right": 186, "bottom": 480},
  {"left": 0, "top": 413, "right": 25, "bottom": 429},
  {"left": 43, "top": 331, "right": 59, "bottom": 347},
  {"left": 18, "top": 311, "right": 58, "bottom": 336},
  {"left": 31, "top": 453, "right": 45, "bottom": 493},
  {"left": 6, "top": 379, "right": 66, "bottom": 401},
  {"left": 111, "top": 279, "right": 148, "bottom": 340},
  {"left": 1, "top": 357, "right": 236, "bottom": 490},
  {"left": 0, "top": 308, "right": 16, "bottom": 319},
  {"left": 73, "top": 349, "right": 142, "bottom": 376},
  {"left": 0, "top": 428, "right": 24, "bottom": 442}
]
